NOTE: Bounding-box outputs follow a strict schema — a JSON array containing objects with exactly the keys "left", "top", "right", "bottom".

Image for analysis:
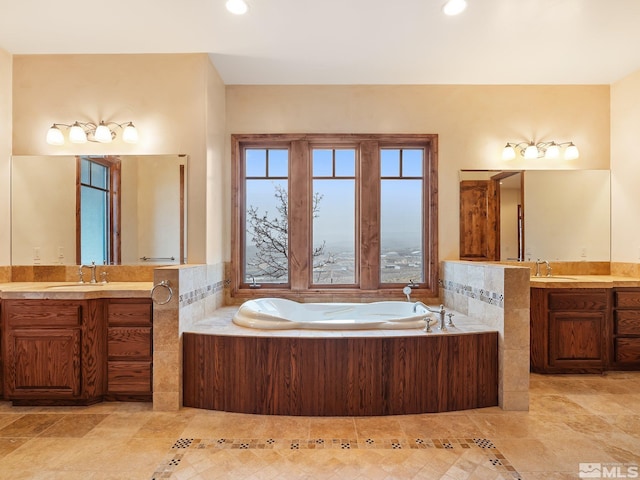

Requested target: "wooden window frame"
[
  {"left": 76, "top": 156, "right": 122, "bottom": 265},
  {"left": 231, "top": 134, "right": 438, "bottom": 300}
]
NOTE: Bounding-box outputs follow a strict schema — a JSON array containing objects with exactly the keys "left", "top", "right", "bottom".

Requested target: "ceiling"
[{"left": 2, "top": 0, "right": 640, "bottom": 85}]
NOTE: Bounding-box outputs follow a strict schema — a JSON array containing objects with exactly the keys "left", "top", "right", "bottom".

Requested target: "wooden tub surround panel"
[{"left": 183, "top": 332, "right": 498, "bottom": 416}]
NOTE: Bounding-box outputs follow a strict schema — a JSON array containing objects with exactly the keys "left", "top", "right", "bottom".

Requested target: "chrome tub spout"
[{"left": 413, "top": 302, "right": 447, "bottom": 331}]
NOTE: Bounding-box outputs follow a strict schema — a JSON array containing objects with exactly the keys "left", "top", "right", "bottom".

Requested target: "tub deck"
[{"left": 182, "top": 308, "right": 499, "bottom": 416}]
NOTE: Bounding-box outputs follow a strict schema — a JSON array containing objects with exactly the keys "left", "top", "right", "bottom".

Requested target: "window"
[
  {"left": 232, "top": 134, "right": 438, "bottom": 298},
  {"left": 76, "top": 156, "right": 121, "bottom": 265},
  {"left": 244, "top": 148, "right": 289, "bottom": 283},
  {"left": 312, "top": 147, "right": 356, "bottom": 285}
]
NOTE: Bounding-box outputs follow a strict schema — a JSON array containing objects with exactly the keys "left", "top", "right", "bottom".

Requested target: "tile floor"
[{"left": 0, "top": 372, "right": 639, "bottom": 479}]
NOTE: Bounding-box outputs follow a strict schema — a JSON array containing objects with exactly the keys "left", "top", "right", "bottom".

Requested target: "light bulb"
[
  {"left": 46, "top": 125, "right": 64, "bottom": 145},
  {"left": 564, "top": 143, "right": 579, "bottom": 160},
  {"left": 544, "top": 143, "right": 560, "bottom": 159},
  {"left": 442, "top": 0, "right": 467, "bottom": 16},
  {"left": 69, "top": 122, "right": 87, "bottom": 143},
  {"left": 524, "top": 143, "right": 539, "bottom": 159},
  {"left": 94, "top": 121, "right": 113, "bottom": 143},
  {"left": 226, "top": 0, "right": 248, "bottom": 15},
  {"left": 122, "top": 122, "right": 139, "bottom": 144},
  {"left": 502, "top": 144, "right": 516, "bottom": 161}
]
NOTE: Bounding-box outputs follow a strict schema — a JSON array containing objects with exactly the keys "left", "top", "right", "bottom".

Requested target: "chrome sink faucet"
[
  {"left": 78, "top": 261, "right": 98, "bottom": 284},
  {"left": 534, "top": 259, "right": 552, "bottom": 277}
]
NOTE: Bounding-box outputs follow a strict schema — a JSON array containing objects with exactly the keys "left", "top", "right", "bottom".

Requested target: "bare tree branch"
[{"left": 246, "top": 184, "right": 330, "bottom": 281}]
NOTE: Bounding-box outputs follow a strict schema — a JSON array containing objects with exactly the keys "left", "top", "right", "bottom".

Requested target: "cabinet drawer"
[
  {"left": 107, "top": 301, "right": 152, "bottom": 326},
  {"left": 108, "top": 327, "right": 152, "bottom": 358},
  {"left": 108, "top": 361, "right": 152, "bottom": 393},
  {"left": 614, "top": 338, "right": 640, "bottom": 364},
  {"left": 615, "top": 311, "right": 640, "bottom": 335},
  {"left": 615, "top": 291, "right": 640, "bottom": 309},
  {"left": 548, "top": 291, "right": 608, "bottom": 311},
  {"left": 6, "top": 302, "right": 82, "bottom": 327}
]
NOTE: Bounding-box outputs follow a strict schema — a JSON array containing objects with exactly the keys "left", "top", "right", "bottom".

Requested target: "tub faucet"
[
  {"left": 78, "top": 261, "right": 97, "bottom": 284},
  {"left": 413, "top": 302, "right": 447, "bottom": 331}
]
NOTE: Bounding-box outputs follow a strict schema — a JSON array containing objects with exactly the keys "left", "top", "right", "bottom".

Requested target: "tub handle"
[{"left": 151, "top": 280, "right": 173, "bottom": 305}]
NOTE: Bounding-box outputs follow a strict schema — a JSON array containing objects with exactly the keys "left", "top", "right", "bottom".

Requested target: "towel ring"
[{"left": 151, "top": 280, "right": 173, "bottom": 305}]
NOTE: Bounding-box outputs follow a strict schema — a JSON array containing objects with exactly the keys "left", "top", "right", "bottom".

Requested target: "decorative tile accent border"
[
  {"left": 178, "top": 281, "right": 224, "bottom": 307},
  {"left": 152, "top": 437, "right": 521, "bottom": 479},
  {"left": 441, "top": 280, "right": 505, "bottom": 309}
]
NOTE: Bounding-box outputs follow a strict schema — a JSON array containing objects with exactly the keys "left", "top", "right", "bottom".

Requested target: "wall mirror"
[
  {"left": 11, "top": 154, "right": 187, "bottom": 266},
  {"left": 459, "top": 169, "right": 610, "bottom": 262}
]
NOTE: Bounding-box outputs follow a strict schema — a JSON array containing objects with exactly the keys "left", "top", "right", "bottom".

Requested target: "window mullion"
[
  {"left": 289, "top": 140, "right": 311, "bottom": 290},
  {"left": 359, "top": 140, "right": 380, "bottom": 290}
]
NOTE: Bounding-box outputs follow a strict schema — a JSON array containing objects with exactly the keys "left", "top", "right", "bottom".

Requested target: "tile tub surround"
[
  {"left": 152, "top": 263, "right": 225, "bottom": 412},
  {"left": 441, "top": 261, "right": 531, "bottom": 411}
]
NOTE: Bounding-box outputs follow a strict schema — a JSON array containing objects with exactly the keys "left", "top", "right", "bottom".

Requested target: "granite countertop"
[
  {"left": 529, "top": 275, "right": 640, "bottom": 289},
  {"left": 0, "top": 282, "right": 153, "bottom": 299}
]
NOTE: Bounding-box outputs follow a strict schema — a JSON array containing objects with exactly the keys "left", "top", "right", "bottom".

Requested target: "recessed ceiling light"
[
  {"left": 226, "top": 0, "right": 248, "bottom": 15},
  {"left": 442, "top": 0, "right": 467, "bottom": 16}
]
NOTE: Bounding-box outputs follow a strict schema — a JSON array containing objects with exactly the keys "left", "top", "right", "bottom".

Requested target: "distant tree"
[{"left": 246, "top": 184, "right": 329, "bottom": 280}]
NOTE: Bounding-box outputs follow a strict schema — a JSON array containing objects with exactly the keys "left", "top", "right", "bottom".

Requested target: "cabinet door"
[
  {"left": 548, "top": 311, "right": 605, "bottom": 370},
  {"left": 459, "top": 180, "right": 499, "bottom": 261},
  {"left": 6, "top": 328, "right": 81, "bottom": 398}
]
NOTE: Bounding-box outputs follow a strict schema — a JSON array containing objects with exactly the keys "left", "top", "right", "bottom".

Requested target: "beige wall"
[
  {"left": 611, "top": 69, "right": 640, "bottom": 263},
  {"left": 0, "top": 48, "right": 11, "bottom": 265},
  {"left": 225, "top": 85, "right": 610, "bottom": 260},
  {"left": 11, "top": 53, "right": 220, "bottom": 264},
  {"left": 205, "top": 58, "right": 227, "bottom": 266}
]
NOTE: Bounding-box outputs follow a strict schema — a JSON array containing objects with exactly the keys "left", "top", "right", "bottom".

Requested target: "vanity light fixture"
[
  {"left": 46, "top": 121, "right": 139, "bottom": 145},
  {"left": 226, "top": 0, "right": 248, "bottom": 15},
  {"left": 442, "top": 0, "right": 467, "bottom": 16},
  {"left": 502, "top": 140, "right": 579, "bottom": 161}
]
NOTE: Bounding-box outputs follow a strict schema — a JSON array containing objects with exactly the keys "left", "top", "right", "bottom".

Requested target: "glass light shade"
[
  {"left": 442, "top": 0, "right": 467, "bottom": 16},
  {"left": 94, "top": 122, "right": 113, "bottom": 143},
  {"left": 46, "top": 125, "right": 64, "bottom": 145},
  {"left": 501, "top": 145, "right": 516, "bottom": 161},
  {"left": 121, "top": 122, "right": 139, "bottom": 144},
  {"left": 564, "top": 143, "right": 580, "bottom": 160},
  {"left": 524, "top": 143, "right": 539, "bottom": 159},
  {"left": 544, "top": 143, "right": 560, "bottom": 159},
  {"left": 68, "top": 123, "right": 87, "bottom": 143},
  {"left": 226, "top": 0, "right": 248, "bottom": 15}
]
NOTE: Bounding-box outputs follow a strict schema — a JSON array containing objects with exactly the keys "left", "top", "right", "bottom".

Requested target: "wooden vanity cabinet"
[
  {"left": 611, "top": 288, "right": 640, "bottom": 369},
  {"left": 1, "top": 297, "right": 153, "bottom": 405},
  {"left": 531, "top": 288, "right": 609, "bottom": 373},
  {"left": 2, "top": 299, "right": 105, "bottom": 405},
  {"left": 106, "top": 298, "right": 153, "bottom": 401}
]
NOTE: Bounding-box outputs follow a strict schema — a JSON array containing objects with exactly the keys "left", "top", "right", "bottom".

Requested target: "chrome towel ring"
[{"left": 151, "top": 280, "right": 173, "bottom": 305}]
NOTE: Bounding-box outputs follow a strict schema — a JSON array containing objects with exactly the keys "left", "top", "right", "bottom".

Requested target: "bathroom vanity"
[
  {"left": 530, "top": 278, "right": 640, "bottom": 373},
  {"left": 0, "top": 283, "right": 153, "bottom": 405}
]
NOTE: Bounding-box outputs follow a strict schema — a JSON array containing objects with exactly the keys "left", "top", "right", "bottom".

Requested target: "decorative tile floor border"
[{"left": 152, "top": 437, "right": 522, "bottom": 479}]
